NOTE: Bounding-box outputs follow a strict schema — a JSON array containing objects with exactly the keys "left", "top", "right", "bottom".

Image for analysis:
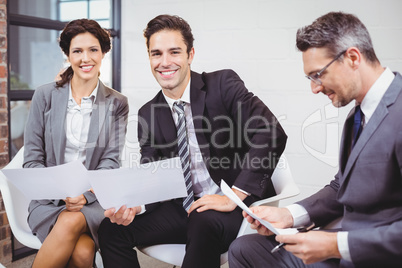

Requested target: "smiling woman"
[
  {"left": 7, "top": 1, "right": 121, "bottom": 261},
  {"left": 67, "top": 31, "right": 106, "bottom": 103},
  {"left": 57, "top": 19, "right": 111, "bottom": 89},
  {"left": 23, "top": 18, "right": 128, "bottom": 268}
]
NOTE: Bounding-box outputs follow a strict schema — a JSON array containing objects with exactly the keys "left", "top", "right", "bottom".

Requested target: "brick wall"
[
  {"left": 0, "top": 0, "right": 11, "bottom": 265},
  {"left": 0, "top": 0, "right": 6, "bottom": 168}
]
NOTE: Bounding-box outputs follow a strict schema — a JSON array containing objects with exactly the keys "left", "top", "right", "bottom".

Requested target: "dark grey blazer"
[
  {"left": 298, "top": 72, "right": 402, "bottom": 267},
  {"left": 23, "top": 80, "right": 128, "bottom": 246}
]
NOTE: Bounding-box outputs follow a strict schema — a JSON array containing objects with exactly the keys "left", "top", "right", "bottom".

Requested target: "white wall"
[{"left": 120, "top": 0, "right": 402, "bottom": 205}]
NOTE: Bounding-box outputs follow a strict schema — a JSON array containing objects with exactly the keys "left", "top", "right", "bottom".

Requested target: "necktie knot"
[
  {"left": 354, "top": 105, "right": 363, "bottom": 124},
  {"left": 173, "top": 102, "right": 185, "bottom": 115}
]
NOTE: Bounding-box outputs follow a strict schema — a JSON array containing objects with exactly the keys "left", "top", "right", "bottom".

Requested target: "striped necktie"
[{"left": 173, "top": 102, "right": 194, "bottom": 211}]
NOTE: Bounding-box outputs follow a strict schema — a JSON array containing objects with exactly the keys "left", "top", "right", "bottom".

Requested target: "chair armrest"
[
  {"left": 250, "top": 184, "right": 300, "bottom": 208},
  {"left": 0, "top": 172, "right": 42, "bottom": 249}
]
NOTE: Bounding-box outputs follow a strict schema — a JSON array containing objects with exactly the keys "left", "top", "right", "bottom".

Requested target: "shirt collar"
[
  {"left": 162, "top": 79, "right": 191, "bottom": 112},
  {"left": 359, "top": 67, "right": 394, "bottom": 123},
  {"left": 68, "top": 80, "right": 99, "bottom": 106}
]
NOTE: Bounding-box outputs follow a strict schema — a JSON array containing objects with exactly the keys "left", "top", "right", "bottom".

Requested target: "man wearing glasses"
[{"left": 229, "top": 11, "right": 402, "bottom": 267}]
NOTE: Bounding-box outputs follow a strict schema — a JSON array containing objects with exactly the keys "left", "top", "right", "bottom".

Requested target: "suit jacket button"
[{"left": 345, "top": 205, "right": 353, "bottom": 212}]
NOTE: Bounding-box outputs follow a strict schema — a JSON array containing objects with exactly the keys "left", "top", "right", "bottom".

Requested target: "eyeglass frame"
[{"left": 306, "top": 50, "right": 347, "bottom": 85}]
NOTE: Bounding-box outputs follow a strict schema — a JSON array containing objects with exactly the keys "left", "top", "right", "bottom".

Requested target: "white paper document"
[
  {"left": 1, "top": 160, "right": 90, "bottom": 200},
  {"left": 220, "top": 180, "right": 297, "bottom": 235},
  {"left": 88, "top": 157, "right": 187, "bottom": 210},
  {"left": 1, "top": 157, "right": 187, "bottom": 210}
]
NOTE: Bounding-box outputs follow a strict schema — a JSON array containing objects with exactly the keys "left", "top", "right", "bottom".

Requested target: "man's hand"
[
  {"left": 104, "top": 205, "right": 141, "bottom": 226},
  {"left": 187, "top": 188, "right": 247, "bottom": 214},
  {"left": 244, "top": 206, "right": 293, "bottom": 236},
  {"left": 276, "top": 231, "right": 341, "bottom": 264},
  {"left": 187, "top": 194, "right": 236, "bottom": 214},
  {"left": 64, "top": 194, "right": 87, "bottom": 212}
]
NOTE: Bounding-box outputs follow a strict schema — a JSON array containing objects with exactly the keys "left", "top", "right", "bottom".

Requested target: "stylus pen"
[{"left": 271, "top": 223, "right": 316, "bottom": 253}]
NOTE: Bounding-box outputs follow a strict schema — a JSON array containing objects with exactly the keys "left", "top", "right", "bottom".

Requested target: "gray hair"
[{"left": 296, "top": 12, "right": 379, "bottom": 64}]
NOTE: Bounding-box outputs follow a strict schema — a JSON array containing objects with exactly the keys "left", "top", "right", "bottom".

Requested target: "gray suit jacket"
[
  {"left": 24, "top": 80, "right": 128, "bottom": 218},
  {"left": 298, "top": 73, "right": 402, "bottom": 267}
]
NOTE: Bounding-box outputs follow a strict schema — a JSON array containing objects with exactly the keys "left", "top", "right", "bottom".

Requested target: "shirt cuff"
[
  {"left": 137, "top": 205, "right": 146, "bottom": 215},
  {"left": 232, "top": 186, "right": 251, "bottom": 196},
  {"left": 286, "top": 204, "right": 311, "bottom": 227},
  {"left": 337, "top": 231, "right": 351, "bottom": 261}
]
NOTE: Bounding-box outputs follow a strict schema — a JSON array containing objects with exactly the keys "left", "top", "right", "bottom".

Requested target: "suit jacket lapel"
[
  {"left": 342, "top": 104, "right": 388, "bottom": 180},
  {"left": 340, "top": 73, "right": 402, "bottom": 186},
  {"left": 86, "top": 81, "right": 110, "bottom": 168},
  {"left": 51, "top": 84, "right": 69, "bottom": 164},
  {"left": 190, "top": 72, "right": 210, "bottom": 161},
  {"left": 153, "top": 72, "right": 210, "bottom": 158},
  {"left": 154, "top": 93, "right": 178, "bottom": 150}
]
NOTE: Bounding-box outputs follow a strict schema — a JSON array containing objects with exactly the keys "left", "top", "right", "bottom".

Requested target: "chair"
[
  {"left": 10, "top": 102, "right": 28, "bottom": 158},
  {"left": 0, "top": 147, "right": 103, "bottom": 267},
  {"left": 10, "top": 102, "right": 28, "bottom": 141},
  {"left": 0, "top": 146, "right": 42, "bottom": 250},
  {"left": 138, "top": 154, "right": 300, "bottom": 267}
]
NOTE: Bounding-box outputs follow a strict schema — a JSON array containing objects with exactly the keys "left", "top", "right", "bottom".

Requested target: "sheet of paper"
[
  {"left": 220, "top": 180, "right": 297, "bottom": 235},
  {"left": 88, "top": 157, "right": 187, "bottom": 210},
  {"left": 1, "top": 160, "right": 90, "bottom": 200}
]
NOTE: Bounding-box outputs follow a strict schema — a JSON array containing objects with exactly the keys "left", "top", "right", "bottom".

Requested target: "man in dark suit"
[
  {"left": 229, "top": 11, "right": 402, "bottom": 268},
  {"left": 97, "top": 14, "right": 287, "bottom": 268}
]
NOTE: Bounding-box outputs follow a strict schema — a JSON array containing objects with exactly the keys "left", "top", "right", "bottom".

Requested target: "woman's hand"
[{"left": 64, "top": 194, "right": 87, "bottom": 212}]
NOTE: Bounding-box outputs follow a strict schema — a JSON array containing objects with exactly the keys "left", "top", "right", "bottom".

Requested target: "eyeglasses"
[{"left": 306, "top": 50, "right": 347, "bottom": 85}]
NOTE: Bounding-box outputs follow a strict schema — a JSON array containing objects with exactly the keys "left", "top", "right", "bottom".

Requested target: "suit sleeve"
[
  {"left": 137, "top": 105, "right": 160, "bottom": 164},
  {"left": 23, "top": 86, "right": 62, "bottom": 206},
  {"left": 23, "top": 86, "right": 47, "bottom": 169},
  {"left": 220, "top": 70, "right": 288, "bottom": 198},
  {"left": 297, "top": 173, "right": 344, "bottom": 227}
]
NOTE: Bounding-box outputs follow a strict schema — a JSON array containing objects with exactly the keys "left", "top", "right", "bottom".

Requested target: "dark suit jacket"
[
  {"left": 298, "top": 72, "right": 402, "bottom": 267},
  {"left": 138, "top": 69, "right": 287, "bottom": 209}
]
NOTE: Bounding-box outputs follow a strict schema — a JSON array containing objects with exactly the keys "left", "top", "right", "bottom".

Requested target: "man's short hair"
[
  {"left": 296, "top": 11, "right": 379, "bottom": 64},
  {"left": 144, "top": 14, "right": 194, "bottom": 55}
]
